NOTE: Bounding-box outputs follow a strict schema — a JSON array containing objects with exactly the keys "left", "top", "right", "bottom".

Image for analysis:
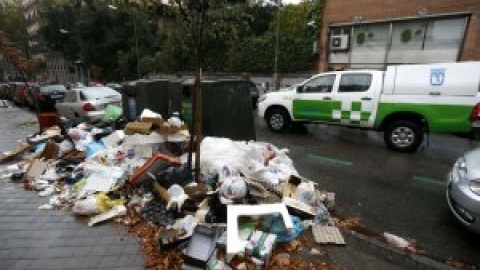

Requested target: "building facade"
[
  {"left": 317, "top": 0, "right": 480, "bottom": 72},
  {"left": 22, "top": 0, "right": 83, "bottom": 83}
]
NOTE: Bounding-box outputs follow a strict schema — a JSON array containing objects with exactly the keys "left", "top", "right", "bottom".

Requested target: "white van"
[{"left": 258, "top": 62, "right": 480, "bottom": 152}]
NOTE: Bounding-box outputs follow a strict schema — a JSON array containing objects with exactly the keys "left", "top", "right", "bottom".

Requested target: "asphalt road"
[{"left": 254, "top": 113, "right": 480, "bottom": 266}]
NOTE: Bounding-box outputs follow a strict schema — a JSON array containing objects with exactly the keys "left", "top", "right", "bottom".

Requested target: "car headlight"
[
  {"left": 456, "top": 157, "right": 467, "bottom": 180},
  {"left": 258, "top": 95, "right": 267, "bottom": 103},
  {"left": 470, "top": 179, "right": 480, "bottom": 195}
]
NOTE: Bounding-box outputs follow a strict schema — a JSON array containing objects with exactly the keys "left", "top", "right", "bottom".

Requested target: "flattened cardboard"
[
  {"left": 24, "top": 159, "right": 48, "bottom": 183},
  {"left": 0, "top": 144, "right": 31, "bottom": 163}
]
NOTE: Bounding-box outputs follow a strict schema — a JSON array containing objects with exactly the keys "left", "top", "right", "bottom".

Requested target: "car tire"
[
  {"left": 384, "top": 120, "right": 423, "bottom": 152},
  {"left": 266, "top": 108, "right": 290, "bottom": 132}
]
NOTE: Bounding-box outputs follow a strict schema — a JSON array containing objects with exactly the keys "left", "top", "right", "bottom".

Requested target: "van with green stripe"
[{"left": 258, "top": 62, "right": 480, "bottom": 152}]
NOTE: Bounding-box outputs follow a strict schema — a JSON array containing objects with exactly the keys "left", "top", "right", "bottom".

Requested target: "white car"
[
  {"left": 56, "top": 87, "right": 122, "bottom": 121},
  {"left": 447, "top": 148, "right": 480, "bottom": 234}
]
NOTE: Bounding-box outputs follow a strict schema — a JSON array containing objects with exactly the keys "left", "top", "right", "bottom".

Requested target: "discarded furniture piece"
[{"left": 226, "top": 204, "right": 293, "bottom": 258}]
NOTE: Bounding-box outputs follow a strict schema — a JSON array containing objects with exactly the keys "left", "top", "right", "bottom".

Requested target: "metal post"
[
  {"left": 274, "top": 2, "right": 281, "bottom": 90},
  {"left": 193, "top": 67, "right": 202, "bottom": 181}
]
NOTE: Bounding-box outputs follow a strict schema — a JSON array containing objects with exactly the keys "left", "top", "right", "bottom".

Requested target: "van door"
[
  {"left": 330, "top": 73, "right": 378, "bottom": 127},
  {"left": 292, "top": 74, "right": 337, "bottom": 122}
]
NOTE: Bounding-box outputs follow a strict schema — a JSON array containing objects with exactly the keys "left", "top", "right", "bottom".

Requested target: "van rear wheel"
[{"left": 384, "top": 120, "right": 423, "bottom": 152}]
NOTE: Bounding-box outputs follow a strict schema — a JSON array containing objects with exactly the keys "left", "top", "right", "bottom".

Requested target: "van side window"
[
  {"left": 339, "top": 74, "right": 372, "bottom": 93},
  {"left": 302, "top": 75, "right": 336, "bottom": 93}
]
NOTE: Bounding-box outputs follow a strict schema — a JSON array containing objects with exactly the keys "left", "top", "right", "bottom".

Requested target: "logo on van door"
[{"left": 430, "top": 68, "right": 445, "bottom": 86}]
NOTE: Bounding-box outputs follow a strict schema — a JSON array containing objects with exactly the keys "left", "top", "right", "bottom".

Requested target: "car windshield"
[
  {"left": 40, "top": 85, "right": 66, "bottom": 93},
  {"left": 81, "top": 87, "right": 120, "bottom": 100}
]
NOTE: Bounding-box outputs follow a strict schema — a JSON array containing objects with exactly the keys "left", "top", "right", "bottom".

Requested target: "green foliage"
[
  {"left": 40, "top": 0, "right": 161, "bottom": 80},
  {"left": 229, "top": 32, "right": 314, "bottom": 73},
  {"left": 38, "top": 0, "right": 324, "bottom": 80},
  {"left": 0, "top": 0, "right": 29, "bottom": 56}
]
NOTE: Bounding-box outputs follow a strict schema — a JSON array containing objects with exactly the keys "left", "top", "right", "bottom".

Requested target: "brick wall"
[{"left": 317, "top": 0, "right": 480, "bottom": 71}]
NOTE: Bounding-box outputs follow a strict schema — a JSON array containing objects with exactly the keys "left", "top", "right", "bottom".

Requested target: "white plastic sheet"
[{"left": 198, "top": 137, "right": 298, "bottom": 186}]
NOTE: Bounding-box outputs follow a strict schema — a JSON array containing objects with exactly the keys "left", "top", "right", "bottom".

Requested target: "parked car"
[
  {"left": 447, "top": 148, "right": 480, "bottom": 234},
  {"left": 27, "top": 84, "right": 67, "bottom": 111},
  {"left": 0, "top": 83, "right": 10, "bottom": 100},
  {"left": 250, "top": 81, "right": 261, "bottom": 107},
  {"left": 10, "top": 82, "right": 29, "bottom": 106},
  {"left": 56, "top": 86, "right": 122, "bottom": 121},
  {"left": 105, "top": 83, "right": 123, "bottom": 92}
]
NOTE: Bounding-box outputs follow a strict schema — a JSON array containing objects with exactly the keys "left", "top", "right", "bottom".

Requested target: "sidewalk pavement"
[{"left": 0, "top": 176, "right": 145, "bottom": 270}]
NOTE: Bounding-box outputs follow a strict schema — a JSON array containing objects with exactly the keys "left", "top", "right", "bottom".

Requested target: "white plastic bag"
[
  {"left": 72, "top": 196, "right": 99, "bottom": 215},
  {"left": 383, "top": 232, "right": 411, "bottom": 249},
  {"left": 295, "top": 181, "right": 316, "bottom": 206}
]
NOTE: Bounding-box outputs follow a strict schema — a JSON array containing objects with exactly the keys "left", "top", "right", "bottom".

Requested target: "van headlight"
[
  {"left": 258, "top": 95, "right": 267, "bottom": 103},
  {"left": 470, "top": 179, "right": 480, "bottom": 195}
]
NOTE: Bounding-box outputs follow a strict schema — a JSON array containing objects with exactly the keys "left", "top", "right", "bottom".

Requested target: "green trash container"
[
  {"left": 181, "top": 79, "right": 256, "bottom": 141},
  {"left": 122, "top": 79, "right": 180, "bottom": 120}
]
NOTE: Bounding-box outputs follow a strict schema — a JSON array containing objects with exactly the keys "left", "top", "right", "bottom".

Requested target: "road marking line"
[
  {"left": 411, "top": 175, "right": 445, "bottom": 187},
  {"left": 308, "top": 154, "right": 352, "bottom": 166}
]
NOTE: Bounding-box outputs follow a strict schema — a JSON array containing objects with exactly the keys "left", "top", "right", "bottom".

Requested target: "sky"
[{"left": 283, "top": 0, "right": 302, "bottom": 4}]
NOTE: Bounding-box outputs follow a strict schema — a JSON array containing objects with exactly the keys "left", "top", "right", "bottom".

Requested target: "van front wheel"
[
  {"left": 266, "top": 108, "right": 290, "bottom": 132},
  {"left": 384, "top": 120, "right": 423, "bottom": 152}
]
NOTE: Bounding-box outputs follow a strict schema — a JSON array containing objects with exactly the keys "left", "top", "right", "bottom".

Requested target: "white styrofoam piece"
[
  {"left": 101, "top": 130, "right": 125, "bottom": 149},
  {"left": 226, "top": 204, "right": 293, "bottom": 257},
  {"left": 140, "top": 108, "right": 162, "bottom": 120},
  {"left": 88, "top": 205, "right": 127, "bottom": 226}
]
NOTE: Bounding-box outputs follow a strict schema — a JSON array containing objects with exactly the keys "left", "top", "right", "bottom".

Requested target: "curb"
[{"left": 343, "top": 230, "right": 457, "bottom": 270}]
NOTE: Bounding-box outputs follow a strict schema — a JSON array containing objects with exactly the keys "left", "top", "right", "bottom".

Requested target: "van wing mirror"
[{"left": 297, "top": 85, "right": 304, "bottom": 93}]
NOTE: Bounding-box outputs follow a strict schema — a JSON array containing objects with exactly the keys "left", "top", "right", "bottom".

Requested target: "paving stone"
[
  {"left": 91, "top": 245, "right": 125, "bottom": 256},
  {"left": 8, "top": 259, "right": 33, "bottom": 270}
]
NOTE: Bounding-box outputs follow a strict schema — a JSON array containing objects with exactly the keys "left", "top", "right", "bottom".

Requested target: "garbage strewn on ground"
[{"left": 0, "top": 107, "right": 344, "bottom": 270}]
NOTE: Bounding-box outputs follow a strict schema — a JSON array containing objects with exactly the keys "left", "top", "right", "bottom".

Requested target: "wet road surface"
[{"left": 255, "top": 115, "right": 480, "bottom": 266}]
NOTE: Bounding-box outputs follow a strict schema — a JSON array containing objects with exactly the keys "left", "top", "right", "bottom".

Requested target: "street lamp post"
[
  {"left": 59, "top": 29, "right": 88, "bottom": 85},
  {"left": 108, "top": 5, "right": 141, "bottom": 80},
  {"left": 270, "top": 0, "right": 282, "bottom": 90}
]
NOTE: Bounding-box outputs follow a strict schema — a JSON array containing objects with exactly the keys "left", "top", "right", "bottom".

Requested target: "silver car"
[
  {"left": 56, "top": 87, "right": 122, "bottom": 121},
  {"left": 447, "top": 149, "right": 480, "bottom": 234}
]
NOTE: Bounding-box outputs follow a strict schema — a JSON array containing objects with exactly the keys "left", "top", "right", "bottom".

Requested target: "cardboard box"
[
  {"left": 141, "top": 117, "right": 164, "bottom": 128},
  {"left": 159, "top": 123, "right": 188, "bottom": 134},
  {"left": 125, "top": 121, "right": 153, "bottom": 135},
  {"left": 244, "top": 231, "right": 277, "bottom": 265},
  {"left": 282, "top": 175, "right": 316, "bottom": 219}
]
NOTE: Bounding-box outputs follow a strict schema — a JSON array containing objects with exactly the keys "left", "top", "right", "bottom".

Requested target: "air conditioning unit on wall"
[{"left": 330, "top": 34, "right": 350, "bottom": 51}]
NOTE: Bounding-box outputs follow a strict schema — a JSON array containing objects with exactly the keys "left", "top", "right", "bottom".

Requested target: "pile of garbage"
[{"left": 0, "top": 108, "right": 344, "bottom": 270}]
